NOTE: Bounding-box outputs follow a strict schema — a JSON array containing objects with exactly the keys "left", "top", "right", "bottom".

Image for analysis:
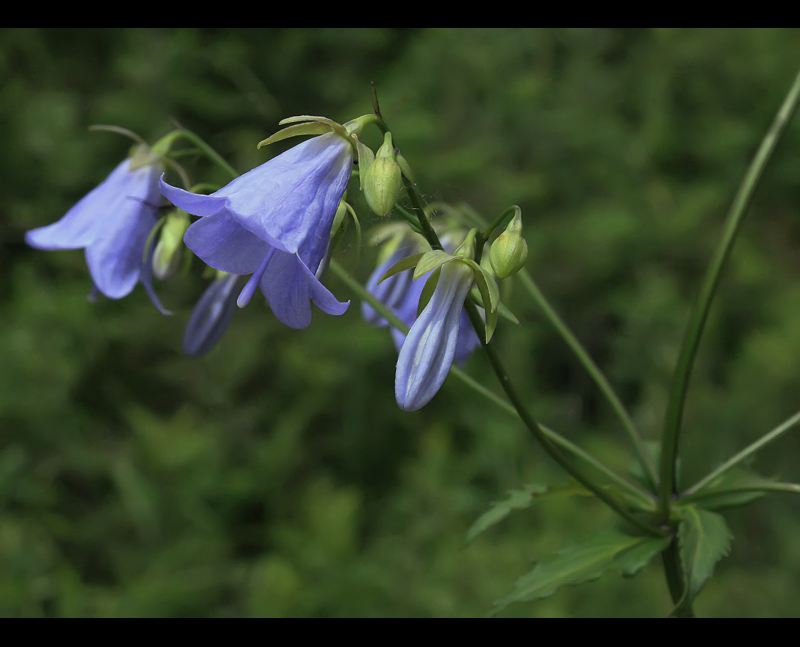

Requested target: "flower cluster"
[{"left": 26, "top": 114, "right": 515, "bottom": 411}]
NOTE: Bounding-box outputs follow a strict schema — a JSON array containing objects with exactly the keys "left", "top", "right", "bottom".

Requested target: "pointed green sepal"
[
  {"left": 463, "top": 260, "right": 500, "bottom": 342},
  {"left": 378, "top": 252, "right": 426, "bottom": 285},
  {"left": 417, "top": 268, "right": 442, "bottom": 317},
  {"left": 357, "top": 139, "right": 375, "bottom": 191},
  {"left": 278, "top": 115, "right": 340, "bottom": 128},
  {"left": 412, "top": 249, "right": 455, "bottom": 280},
  {"left": 257, "top": 121, "right": 334, "bottom": 149},
  {"left": 330, "top": 199, "right": 349, "bottom": 239},
  {"left": 129, "top": 143, "right": 163, "bottom": 171},
  {"left": 344, "top": 114, "right": 379, "bottom": 138},
  {"left": 470, "top": 287, "right": 521, "bottom": 325},
  {"left": 396, "top": 150, "right": 416, "bottom": 184},
  {"left": 142, "top": 218, "right": 166, "bottom": 265}
]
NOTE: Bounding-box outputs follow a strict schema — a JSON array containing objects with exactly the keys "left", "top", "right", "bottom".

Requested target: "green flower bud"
[
  {"left": 363, "top": 132, "right": 402, "bottom": 217},
  {"left": 152, "top": 209, "right": 190, "bottom": 281},
  {"left": 489, "top": 208, "right": 528, "bottom": 279}
]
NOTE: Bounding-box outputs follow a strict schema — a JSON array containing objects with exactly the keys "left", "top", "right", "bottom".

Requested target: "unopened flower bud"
[
  {"left": 152, "top": 209, "right": 190, "bottom": 281},
  {"left": 489, "top": 209, "right": 527, "bottom": 279},
  {"left": 364, "top": 132, "right": 402, "bottom": 217}
]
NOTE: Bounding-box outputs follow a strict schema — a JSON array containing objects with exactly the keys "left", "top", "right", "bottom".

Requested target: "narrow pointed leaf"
[
  {"left": 677, "top": 506, "right": 732, "bottom": 610},
  {"left": 494, "top": 532, "right": 667, "bottom": 612}
]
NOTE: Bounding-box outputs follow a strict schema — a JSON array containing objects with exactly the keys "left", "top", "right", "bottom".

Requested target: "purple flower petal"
[
  {"left": 183, "top": 273, "right": 245, "bottom": 357},
  {"left": 257, "top": 248, "right": 349, "bottom": 329},
  {"left": 183, "top": 212, "right": 271, "bottom": 276}
]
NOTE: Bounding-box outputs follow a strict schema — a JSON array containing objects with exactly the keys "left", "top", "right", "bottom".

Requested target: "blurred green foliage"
[{"left": 1, "top": 28, "right": 799, "bottom": 617}]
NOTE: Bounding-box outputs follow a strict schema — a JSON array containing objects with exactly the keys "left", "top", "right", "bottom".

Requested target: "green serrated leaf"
[
  {"left": 677, "top": 506, "right": 732, "bottom": 611},
  {"left": 494, "top": 532, "right": 666, "bottom": 612},
  {"left": 616, "top": 536, "right": 670, "bottom": 577},
  {"left": 412, "top": 250, "right": 454, "bottom": 279},
  {"left": 467, "top": 482, "right": 594, "bottom": 546},
  {"left": 378, "top": 253, "right": 425, "bottom": 285},
  {"left": 466, "top": 484, "right": 547, "bottom": 544}
]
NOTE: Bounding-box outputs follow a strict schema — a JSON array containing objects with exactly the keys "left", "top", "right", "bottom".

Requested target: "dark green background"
[{"left": 2, "top": 28, "right": 799, "bottom": 617}]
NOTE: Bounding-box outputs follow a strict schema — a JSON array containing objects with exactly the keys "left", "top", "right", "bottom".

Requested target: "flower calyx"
[
  {"left": 257, "top": 114, "right": 378, "bottom": 158},
  {"left": 379, "top": 228, "right": 501, "bottom": 342}
]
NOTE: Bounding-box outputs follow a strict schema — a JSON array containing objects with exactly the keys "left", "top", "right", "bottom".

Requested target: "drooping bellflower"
[
  {"left": 25, "top": 146, "right": 166, "bottom": 307},
  {"left": 394, "top": 258, "right": 477, "bottom": 411},
  {"left": 160, "top": 127, "right": 357, "bottom": 329},
  {"left": 363, "top": 233, "right": 480, "bottom": 364}
]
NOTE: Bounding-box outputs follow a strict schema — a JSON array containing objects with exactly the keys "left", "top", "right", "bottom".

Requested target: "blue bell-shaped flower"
[
  {"left": 160, "top": 122, "right": 360, "bottom": 329},
  {"left": 26, "top": 144, "right": 165, "bottom": 305},
  {"left": 394, "top": 258, "right": 477, "bottom": 411}
]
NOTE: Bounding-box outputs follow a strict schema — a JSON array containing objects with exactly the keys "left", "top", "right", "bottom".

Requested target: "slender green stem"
[
  {"left": 402, "top": 176, "right": 443, "bottom": 251},
  {"left": 182, "top": 114, "right": 658, "bottom": 518},
  {"left": 442, "top": 200, "right": 657, "bottom": 489},
  {"left": 328, "top": 259, "right": 653, "bottom": 509},
  {"left": 174, "top": 129, "right": 239, "bottom": 180},
  {"left": 88, "top": 124, "right": 146, "bottom": 145},
  {"left": 518, "top": 270, "right": 659, "bottom": 491},
  {"left": 482, "top": 205, "right": 519, "bottom": 241},
  {"left": 662, "top": 541, "right": 695, "bottom": 618},
  {"left": 393, "top": 204, "right": 423, "bottom": 232},
  {"left": 683, "top": 410, "right": 800, "bottom": 496},
  {"left": 680, "top": 482, "right": 800, "bottom": 506},
  {"left": 659, "top": 69, "right": 800, "bottom": 517},
  {"left": 460, "top": 300, "right": 663, "bottom": 537},
  {"left": 386, "top": 145, "right": 662, "bottom": 533}
]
